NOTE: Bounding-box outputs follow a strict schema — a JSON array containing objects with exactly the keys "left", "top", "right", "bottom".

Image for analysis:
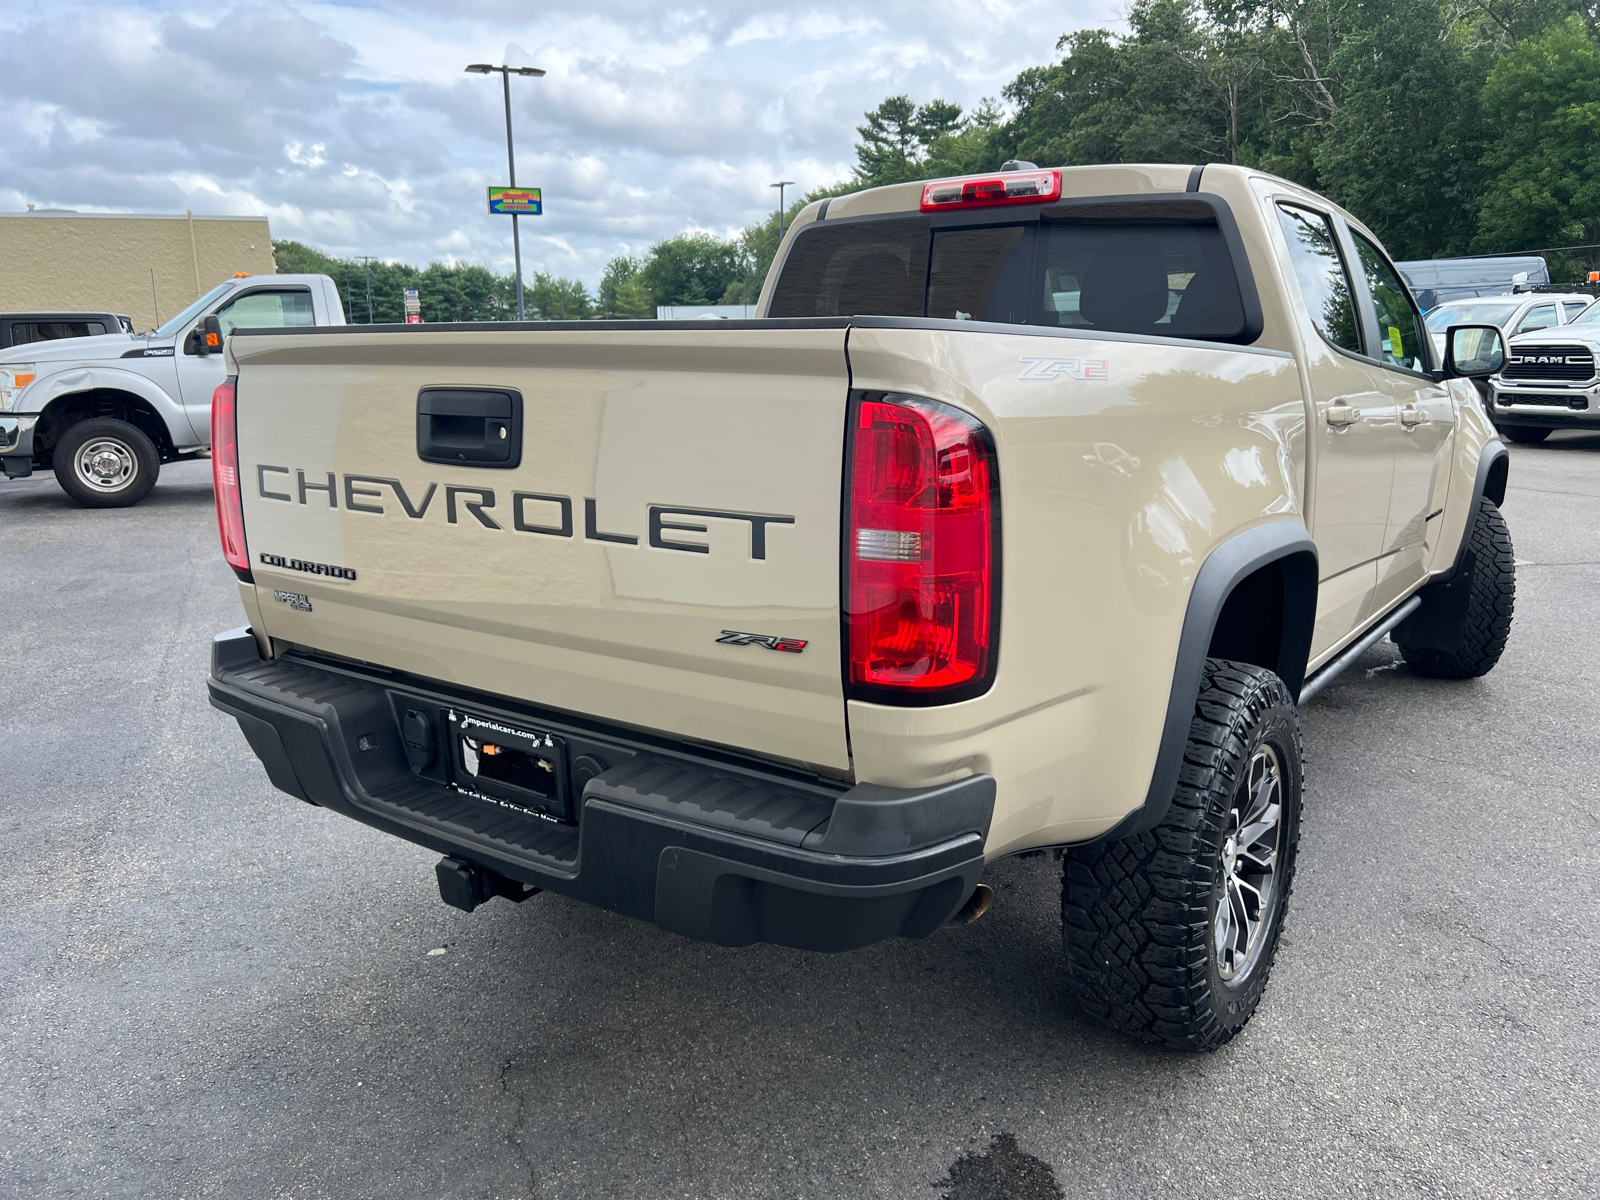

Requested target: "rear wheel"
[
  {"left": 1499, "top": 425, "right": 1550, "bottom": 444},
  {"left": 53, "top": 418, "right": 160, "bottom": 508},
  {"left": 1396, "top": 496, "right": 1514, "bottom": 679},
  {"left": 1063, "top": 660, "right": 1302, "bottom": 1052}
]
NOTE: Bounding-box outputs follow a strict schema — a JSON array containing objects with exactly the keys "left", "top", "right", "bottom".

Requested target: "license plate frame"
[{"left": 447, "top": 709, "right": 573, "bottom": 824}]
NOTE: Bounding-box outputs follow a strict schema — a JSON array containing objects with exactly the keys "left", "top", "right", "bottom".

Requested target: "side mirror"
[
  {"left": 199, "top": 315, "right": 224, "bottom": 356},
  {"left": 1443, "top": 324, "right": 1506, "bottom": 379}
]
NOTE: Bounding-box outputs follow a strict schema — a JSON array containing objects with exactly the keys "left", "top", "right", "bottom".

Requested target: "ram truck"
[
  {"left": 1488, "top": 300, "right": 1600, "bottom": 442},
  {"left": 0, "top": 273, "right": 343, "bottom": 506},
  {"left": 206, "top": 164, "right": 1515, "bottom": 1051}
]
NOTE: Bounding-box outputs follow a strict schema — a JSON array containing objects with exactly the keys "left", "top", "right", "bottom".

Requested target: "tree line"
[
  {"left": 836, "top": 0, "right": 1600, "bottom": 279},
  {"left": 278, "top": 0, "right": 1600, "bottom": 318},
  {"left": 272, "top": 204, "right": 800, "bottom": 322},
  {"left": 271, "top": 240, "right": 598, "bottom": 323}
]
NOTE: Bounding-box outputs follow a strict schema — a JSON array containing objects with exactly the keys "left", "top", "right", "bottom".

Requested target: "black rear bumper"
[{"left": 206, "top": 628, "right": 993, "bottom": 952}]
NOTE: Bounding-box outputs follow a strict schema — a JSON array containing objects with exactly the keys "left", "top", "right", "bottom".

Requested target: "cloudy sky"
[{"left": 1, "top": 0, "right": 1120, "bottom": 289}]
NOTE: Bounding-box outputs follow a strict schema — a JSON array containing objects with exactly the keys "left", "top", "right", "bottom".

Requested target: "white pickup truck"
[
  {"left": 206, "top": 164, "right": 1514, "bottom": 1051},
  {"left": 0, "top": 273, "right": 344, "bottom": 506},
  {"left": 1488, "top": 300, "right": 1600, "bottom": 441}
]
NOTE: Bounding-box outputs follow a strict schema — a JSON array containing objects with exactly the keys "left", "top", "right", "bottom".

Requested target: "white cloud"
[{"left": 0, "top": 0, "right": 1123, "bottom": 289}]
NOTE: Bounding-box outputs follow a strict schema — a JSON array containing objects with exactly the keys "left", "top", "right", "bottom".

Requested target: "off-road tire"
[
  {"left": 1063, "top": 660, "right": 1303, "bottom": 1052},
  {"left": 1499, "top": 425, "right": 1550, "bottom": 444},
  {"left": 1396, "top": 496, "right": 1514, "bottom": 679},
  {"left": 53, "top": 418, "right": 160, "bottom": 508}
]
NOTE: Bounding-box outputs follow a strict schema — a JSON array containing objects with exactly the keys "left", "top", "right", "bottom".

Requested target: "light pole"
[
  {"left": 467, "top": 62, "right": 546, "bottom": 321},
  {"left": 770, "top": 180, "right": 796, "bottom": 244},
  {"left": 356, "top": 255, "right": 377, "bottom": 323}
]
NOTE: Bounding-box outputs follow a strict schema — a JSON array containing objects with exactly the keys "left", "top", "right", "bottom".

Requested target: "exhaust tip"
[{"left": 949, "top": 882, "right": 994, "bottom": 927}]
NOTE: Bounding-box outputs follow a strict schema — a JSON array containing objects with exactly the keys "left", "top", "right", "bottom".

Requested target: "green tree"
[
  {"left": 612, "top": 275, "right": 656, "bottom": 318},
  {"left": 598, "top": 255, "right": 642, "bottom": 316},
  {"left": 269, "top": 240, "right": 520, "bottom": 323},
  {"left": 825, "top": 0, "right": 1581, "bottom": 260},
  {"left": 638, "top": 233, "right": 745, "bottom": 306},
  {"left": 527, "top": 272, "right": 593, "bottom": 320},
  {"left": 914, "top": 98, "right": 967, "bottom": 145},
  {"left": 846, "top": 94, "right": 1010, "bottom": 188},
  {"left": 855, "top": 95, "right": 924, "bottom": 185},
  {"left": 1311, "top": 0, "right": 1493, "bottom": 257},
  {"left": 1476, "top": 17, "right": 1600, "bottom": 275}
]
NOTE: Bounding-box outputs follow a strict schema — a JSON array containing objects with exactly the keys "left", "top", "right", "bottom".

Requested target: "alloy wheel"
[{"left": 1214, "top": 743, "right": 1283, "bottom": 983}]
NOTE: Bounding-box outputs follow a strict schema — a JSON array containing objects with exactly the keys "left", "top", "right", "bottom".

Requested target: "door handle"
[
  {"left": 416, "top": 387, "right": 523, "bottom": 468},
  {"left": 1399, "top": 404, "right": 1423, "bottom": 428},
  {"left": 1326, "top": 402, "right": 1359, "bottom": 427}
]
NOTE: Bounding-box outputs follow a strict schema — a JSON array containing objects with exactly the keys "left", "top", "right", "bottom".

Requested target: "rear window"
[
  {"left": 767, "top": 218, "right": 928, "bottom": 318},
  {"left": 1035, "top": 211, "right": 1247, "bottom": 340},
  {"left": 769, "top": 201, "right": 1252, "bottom": 342},
  {"left": 9, "top": 321, "right": 105, "bottom": 344}
]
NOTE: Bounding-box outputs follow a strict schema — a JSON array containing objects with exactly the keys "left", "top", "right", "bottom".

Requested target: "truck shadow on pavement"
[
  {"left": 1512, "top": 429, "right": 1600, "bottom": 451},
  {"left": 231, "top": 833, "right": 1168, "bottom": 1198},
  {"left": 0, "top": 471, "right": 215, "bottom": 514}
]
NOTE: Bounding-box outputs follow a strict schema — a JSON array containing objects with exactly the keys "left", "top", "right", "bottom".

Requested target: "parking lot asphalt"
[{"left": 2, "top": 441, "right": 1597, "bottom": 1200}]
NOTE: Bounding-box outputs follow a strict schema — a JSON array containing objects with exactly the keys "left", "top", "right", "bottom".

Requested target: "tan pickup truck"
[{"left": 206, "top": 163, "right": 1515, "bottom": 1051}]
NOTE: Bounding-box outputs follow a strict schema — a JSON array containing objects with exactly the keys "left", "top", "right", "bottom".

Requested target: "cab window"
[
  {"left": 10, "top": 321, "right": 105, "bottom": 344},
  {"left": 1562, "top": 302, "right": 1590, "bottom": 322},
  {"left": 927, "top": 225, "right": 1034, "bottom": 323},
  {"left": 215, "top": 290, "right": 315, "bottom": 336},
  {"left": 769, "top": 202, "right": 1253, "bottom": 342},
  {"left": 1034, "top": 211, "right": 1248, "bottom": 340},
  {"left": 767, "top": 219, "right": 929, "bottom": 318},
  {"left": 1275, "top": 205, "right": 1362, "bottom": 354},
  {"left": 1351, "top": 231, "right": 1426, "bottom": 371},
  {"left": 1513, "top": 304, "right": 1558, "bottom": 335}
]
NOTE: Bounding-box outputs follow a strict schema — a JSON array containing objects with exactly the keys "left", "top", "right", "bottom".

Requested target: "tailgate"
[{"left": 231, "top": 326, "right": 852, "bottom": 772}]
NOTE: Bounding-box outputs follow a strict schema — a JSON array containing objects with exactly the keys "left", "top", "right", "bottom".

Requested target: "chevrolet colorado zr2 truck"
[
  {"left": 206, "top": 164, "right": 1515, "bottom": 1051},
  {"left": 0, "top": 273, "right": 343, "bottom": 506}
]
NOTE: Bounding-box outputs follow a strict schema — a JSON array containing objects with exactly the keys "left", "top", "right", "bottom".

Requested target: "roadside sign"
[
  {"left": 488, "top": 187, "right": 542, "bottom": 215},
  {"left": 405, "top": 314, "right": 421, "bottom": 324}
]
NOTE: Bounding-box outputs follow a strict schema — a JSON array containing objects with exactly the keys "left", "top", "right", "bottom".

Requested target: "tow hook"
[
  {"left": 435, "top": 856, "right": 541, "bottom": 913},
  {"left": 948, "top": 882, "right": 995, "bottom": 926}
]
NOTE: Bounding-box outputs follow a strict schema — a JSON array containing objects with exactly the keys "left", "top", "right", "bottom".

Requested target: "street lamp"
[
  {"left": 770, "top": 180, "right": 796, "bottom": 243},
  {"left": 467, "top": 62, "right": 546, "bottom": 321}
]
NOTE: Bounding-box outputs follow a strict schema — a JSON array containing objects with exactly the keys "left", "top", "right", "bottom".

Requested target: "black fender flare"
[
  {"left": 1449, "top": 440, "right": 1509, "bottom": 578},
  {"left": 1392, "top": 440, "right": 1509, "bottom": 651},
  {"left": 1091, "top": 521, "right": 1318, "bottom": 844}
]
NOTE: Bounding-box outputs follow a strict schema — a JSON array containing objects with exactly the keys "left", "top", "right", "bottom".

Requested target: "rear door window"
[
  {"left": 1275, "top": 205, "right": 1363, "bottom": 354},
  {"left": 1351, "top": 231, "right": 1427, "bottom": 371},
  {"left": 1563, "top": 302, "right": 1590, "bottom": 322},
  {"left": 1513, "top": 304, "right": 1558, "bottom": 335},
  {"left": 8, "top": 321, "right": 104, "bottom": 344},
  {"left": 767, "top": 218, "right": 929, "bottom": 318}
]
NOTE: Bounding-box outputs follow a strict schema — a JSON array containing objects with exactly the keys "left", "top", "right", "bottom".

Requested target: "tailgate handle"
[{"left": 417, "top": 388, "right": 523, "bottom": 468}]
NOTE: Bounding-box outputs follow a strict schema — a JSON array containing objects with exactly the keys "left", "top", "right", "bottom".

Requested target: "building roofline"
[{"left": 0, "top": 212, "right": 271, "bottom": 222}]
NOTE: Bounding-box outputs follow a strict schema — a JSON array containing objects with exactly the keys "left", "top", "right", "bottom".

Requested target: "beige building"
[{"left": 0, "top": 210, "right": 276, "bottom": 331}]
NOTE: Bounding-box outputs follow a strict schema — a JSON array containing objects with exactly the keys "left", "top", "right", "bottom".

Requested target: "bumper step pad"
[{"left": 207, "top": 628, "right": 995, "bottom": 951}]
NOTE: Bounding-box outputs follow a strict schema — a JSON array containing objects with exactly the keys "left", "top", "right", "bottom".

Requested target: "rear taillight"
[
  {"left": 845, "top": 395, "right": 997, "bottom": 702},
  {"left": 920, "top": 169, "right": 1060, "bottom": 212},
  {"left": 211, "top": 376, "right": 251, "bottom": 581}
]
